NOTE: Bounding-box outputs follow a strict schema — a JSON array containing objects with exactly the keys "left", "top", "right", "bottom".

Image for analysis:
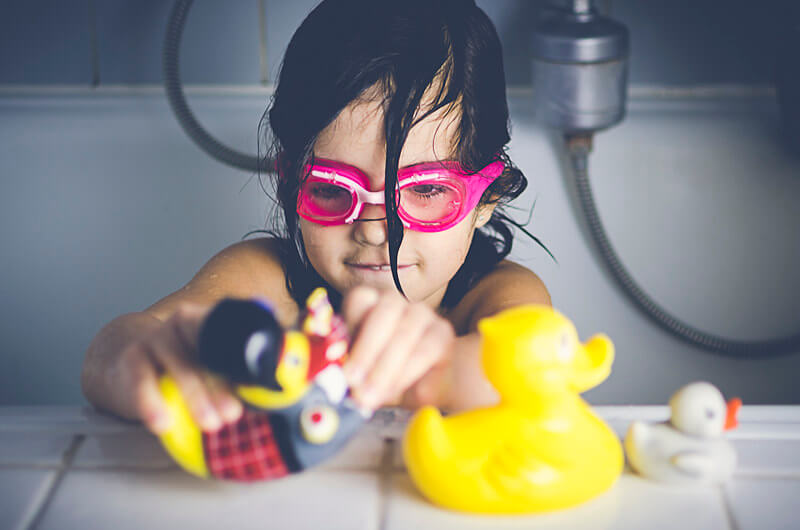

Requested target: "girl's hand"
[
  {"left": 110, "top": 304, "right": 243, "bottom": 434},
  {"left": 341, "top": 286, "right": 456, "bottom": 410}
]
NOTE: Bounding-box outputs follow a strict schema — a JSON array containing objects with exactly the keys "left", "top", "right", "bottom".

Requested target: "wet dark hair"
[{"left": 250, "top": 0, "right": 548, "bottom": 311}]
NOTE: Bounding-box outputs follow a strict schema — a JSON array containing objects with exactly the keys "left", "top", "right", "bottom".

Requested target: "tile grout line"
[
  {"left": 13, "top": 472, "right": 59, "bottom": 530},
  {"left": 734, "top": 470, "right": 800, "bottom": 480},
  {"left": 375, "top": 438, "right": 396, "bottom": 530},
  {"left": 258, "top": 0, "right": 269, "bottom": 84},
  {"left": 20, "top": 434, "right": 85, "bottom": 530},
  {"left": 87, "top": 0, "right": 100, "bottom": 87},
  {"left": 718, "top": 485, "right": 741, "bottom": 530},
  {"left": 0, "top": 84, "right": 778, "bottom": 98},
  {"left": 0, "top": 463, "right": 62, "bottom": 471}
]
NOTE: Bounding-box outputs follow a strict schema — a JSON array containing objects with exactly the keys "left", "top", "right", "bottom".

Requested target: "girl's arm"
[
  {"left": 81, "top": 238, "right": 298, "bottom": 432},
  {"left": 436, "top": 260, "right": 552, "bottom": 411}
]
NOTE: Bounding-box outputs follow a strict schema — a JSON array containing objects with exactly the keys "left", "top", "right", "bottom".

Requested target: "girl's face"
[{"left": 299, "top": 91, "right": 494, "bottom": 309}]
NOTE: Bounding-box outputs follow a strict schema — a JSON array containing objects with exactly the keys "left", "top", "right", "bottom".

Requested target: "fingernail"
[
  {"left": 343, "top": 364, "right": 361, "bottom": 385},
  {"left": 348, "top": 371, "right": 365, "bottom": 387},
  {"left": 359, "top": 387, "right": 378, "bottom": 410},
  {"left": 148, "top": 411, "right": 172, "bottom": 434},
  {"left": 220, "top": 399, "right": 243, "bottom": 423},
  {"left": 201, "top": 408, "right": 222, "bottom": 431}
]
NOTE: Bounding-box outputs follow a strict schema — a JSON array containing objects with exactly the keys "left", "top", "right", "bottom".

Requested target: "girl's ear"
[{"left": 474, "top": 203, "right": 497, "bottom": 228}]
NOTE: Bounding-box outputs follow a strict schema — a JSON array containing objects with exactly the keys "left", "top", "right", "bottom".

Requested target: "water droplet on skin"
[{"left": 209, "top": 274, "right": 218, "bottom": 279}]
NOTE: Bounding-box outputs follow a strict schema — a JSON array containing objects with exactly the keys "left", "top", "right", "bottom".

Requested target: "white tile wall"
[
  {"left": 37, "top": 469, "right": 381, "bottom": 530},
  {"left": 733, "top": 439, "right": 800, "bottom": 477},
  {"left": 0, "top": 469, "right": 57, "bottom": 530},
  {"left": 315, "top": 427, "right": 388, "bottom": 471},
  {"left": 72, "top": 430, "right": 175, "bottom": 470},
  {"left": 383, "top": 473, "right": 731, "bottom": 530},
  {"left": 724, "top": 477, "right": 800, "bottom": 530},
  {"left": 3, "top": 405, "right": 800, "bottom": 529},
  {"left": 0, "top": 406, "right": 138, "bottom": 435},
  {"left": 0, "top": 432, "right": 74, "bottom": 466}
]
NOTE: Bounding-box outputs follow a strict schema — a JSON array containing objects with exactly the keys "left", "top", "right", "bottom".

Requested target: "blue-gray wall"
[
  {"left": 1, "top": 0, "right": 799, "bottom": 406},
  {"left": 0, "top": 0, "right": 794, "bottom": 86}
]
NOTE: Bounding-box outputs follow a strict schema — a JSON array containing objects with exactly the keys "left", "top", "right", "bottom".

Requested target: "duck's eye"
[
  {"left": 300, "top": 404, "right": 339, "bottom": 445},
  {"left": 244, "top": 331, "right": 270, "bottom": 375},
  {"left": 705, "top": 408, "right": 716, "bottom": 419},
  {"left": 287, "top": 354, "right": 301, "bottom": 367}
]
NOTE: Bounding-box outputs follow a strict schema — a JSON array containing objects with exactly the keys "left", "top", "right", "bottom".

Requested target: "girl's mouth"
[{"left": 346, "top": 263, "right": 414, "bottom": 272}]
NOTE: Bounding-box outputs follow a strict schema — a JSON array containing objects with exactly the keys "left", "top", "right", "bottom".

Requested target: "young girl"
[{"left": 81, "top": 0, "right": 550, "bottom": 434}]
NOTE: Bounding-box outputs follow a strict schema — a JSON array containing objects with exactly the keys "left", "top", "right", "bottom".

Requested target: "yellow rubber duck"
[
  {"left": 158, "top": 328, "right": 312, "bottom": 478},
  {"left": 403, "top": 305, "right": 623, "bottom": 514},
  {"left": 158, "top": 288, "right": 356, "bottom": 480}
]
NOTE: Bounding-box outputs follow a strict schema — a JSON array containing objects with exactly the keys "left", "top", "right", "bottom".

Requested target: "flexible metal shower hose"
[
  {"left": 567, "top": 135, "right": 800, "bottom": 358},
  {"left": 163, "top": 0, "right": 271, "bottom": 173}
]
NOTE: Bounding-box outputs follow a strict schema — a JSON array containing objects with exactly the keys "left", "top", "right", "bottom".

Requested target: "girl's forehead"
[{"left": 313, "top": 96, "right": 460, "bottom": 184}]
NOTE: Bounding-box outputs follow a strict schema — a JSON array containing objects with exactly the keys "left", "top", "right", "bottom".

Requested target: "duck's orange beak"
[{"left": 725, "top": 397, "right": 742, "bottom": 430}]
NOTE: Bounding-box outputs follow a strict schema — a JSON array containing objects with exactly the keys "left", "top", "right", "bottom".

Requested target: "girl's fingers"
[
  {"left": 342, "top": 290, "right": 406, "bottom": 386},
  {"left": 341, "top": 286, "right": 380, "bottom": 334},
  {"left": 203, "top": 374, "right": 243, "bottom": 424},
  {"left": 340, "top": 286, "right": 380, "bottom": 384},
  {"left": 394, "top": 321, "right": 456, "bottom": 408},
  {"left": 169, "top": 305, "right": 241, "bottom": 425},
  {"left": 127, "top": 352, "right": 172, "bottom": 434},
  {"left": 148, "top": 319, "right": 221, "bottom": 432},
  {"left": 400, "top": 363, "right": 451, "bottom": 409},
  {"left": 357, "top": 303, "right": 437, "bottom": 409}
]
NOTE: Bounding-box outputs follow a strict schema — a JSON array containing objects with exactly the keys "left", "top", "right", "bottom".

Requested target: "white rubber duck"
[{"left": 624, "top": 381, "right": 741, "bottom": 484}]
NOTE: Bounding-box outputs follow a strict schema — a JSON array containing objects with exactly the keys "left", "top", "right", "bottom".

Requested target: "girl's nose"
[{"left": 352, "top": 204, "right": 388, "bottom": 246}]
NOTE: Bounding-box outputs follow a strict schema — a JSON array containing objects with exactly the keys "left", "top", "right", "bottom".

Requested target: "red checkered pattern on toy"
[{"left": 203, "top": 409, "right": 289, "bottom": 481}]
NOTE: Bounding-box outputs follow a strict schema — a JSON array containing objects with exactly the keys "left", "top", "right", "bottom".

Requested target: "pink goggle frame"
[{"left": 297, "top": 157, "right": 504, "bottom": 232}]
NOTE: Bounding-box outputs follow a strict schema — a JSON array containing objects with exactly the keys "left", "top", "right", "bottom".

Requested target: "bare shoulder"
[
  {"left": 144, "top": 237, "right": 299, "bottom": 327},
  {"left": 446, "top": 259, "right": 551, "bottom": 334}
]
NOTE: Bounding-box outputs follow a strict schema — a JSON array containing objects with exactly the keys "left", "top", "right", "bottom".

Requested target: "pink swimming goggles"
[{"left": 297, "top": 157, "right": 504, "bottom": 232}]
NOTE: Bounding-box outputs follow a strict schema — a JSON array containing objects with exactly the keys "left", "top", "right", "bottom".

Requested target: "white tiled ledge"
[
  {"left": 597, "top": 405, "right": 800, "bottom": 423},
  {"left": 2, "top": 406, "right": 799, "bottom": 530},
  {"left": 3, "top": 404, "right": 798, "bottom": 434}
]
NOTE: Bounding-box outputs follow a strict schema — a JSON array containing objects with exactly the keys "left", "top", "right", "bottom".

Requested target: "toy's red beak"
[{"left": 725, "top": 398, "right": 742, "bottom": 430}]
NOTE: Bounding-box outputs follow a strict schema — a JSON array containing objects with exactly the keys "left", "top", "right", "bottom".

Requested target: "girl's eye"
[
  {"left": 400, "top": 182, "right": 461, "bottom": 222},
  {"left": 407, "top": 184, "right": 448, "bottom": 199},
  {"left": 303, "top": 182, "right": 354, "bottom": 216},
  {"left": 307, "top": 182, "right": 349, "bottom": 201}
]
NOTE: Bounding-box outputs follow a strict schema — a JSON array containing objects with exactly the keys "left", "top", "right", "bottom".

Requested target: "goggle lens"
[
  {"left": 300, "top": 180, "right": 355, "bottom": 221},
  {"left": 398, "top": 181, "right": 462, "bottom": 225}
]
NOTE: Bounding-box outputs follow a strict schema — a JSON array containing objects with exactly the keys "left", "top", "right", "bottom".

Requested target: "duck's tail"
[
  {"left": 402, "top": 406, "right": 455, "bottom": 481},
  {"left": 158, "top": 376, "right": 209, "bottom": 478}
]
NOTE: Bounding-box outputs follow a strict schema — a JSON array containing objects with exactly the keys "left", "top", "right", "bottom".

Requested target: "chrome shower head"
[{"left": 531, "top": 0, "right": 630, "bottom": 134}]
